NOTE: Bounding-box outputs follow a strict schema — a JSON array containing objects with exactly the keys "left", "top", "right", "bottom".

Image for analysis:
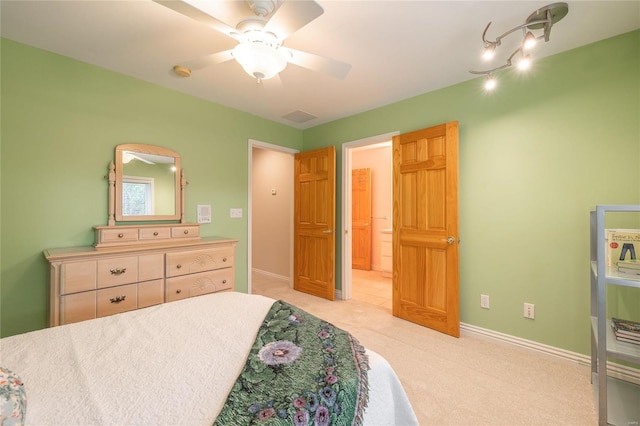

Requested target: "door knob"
[
  {"left": 444, "top": 236, "right": 456, "bottom": 244},
  {"left": 322, "top": 229, "right": 333, "bottom": 234}
]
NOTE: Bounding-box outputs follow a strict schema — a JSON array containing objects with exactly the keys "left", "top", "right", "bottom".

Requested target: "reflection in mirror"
[
  {"left": 113, "top": 144, "right": 182, "bottom": 223},
  {"left": 121, "top": 152, "right": 176, "bottom": 216}
]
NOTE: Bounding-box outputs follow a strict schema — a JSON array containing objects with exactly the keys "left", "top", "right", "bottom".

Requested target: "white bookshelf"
[{"left": 590, "top": 205, "right": 640, "bottom": 425}]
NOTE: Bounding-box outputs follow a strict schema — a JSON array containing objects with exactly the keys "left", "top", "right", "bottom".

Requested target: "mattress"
[{"left": 0, "top": 292, "right": 417, "bottom": 425}]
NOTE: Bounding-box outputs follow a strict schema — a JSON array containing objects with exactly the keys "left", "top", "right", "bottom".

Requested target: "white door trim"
[
  {"left": 341, "top": 131, "right": 398, "bottom": 300},
  {"left": 248, "top": 139, "right": 299, "bottom": 294}
]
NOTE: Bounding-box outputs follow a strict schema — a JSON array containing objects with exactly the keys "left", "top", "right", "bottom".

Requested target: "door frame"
[
  {"left": 247, "top": 139, "right": 299, "bottom": 294},
  {"left": 341, "top": 131, "right": 398, "bottom": 300}
]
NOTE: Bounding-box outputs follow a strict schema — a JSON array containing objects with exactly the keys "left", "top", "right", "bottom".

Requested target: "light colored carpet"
[{"left": 251, "top": 271, "right": 597, "bottom": 426}]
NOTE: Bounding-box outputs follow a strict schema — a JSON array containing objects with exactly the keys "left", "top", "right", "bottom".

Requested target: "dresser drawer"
[
  {"left": 138, "top": 253, "right": 164, "bottom": 282},
  {"left": 165, "top": 269, "right": 233, "bottom": 302},
  {"left": 139, "top": 227, "right": 172, "bottom": 241},
  {"left": 97, "top": 227, "right": 139, "bottom": 244},
  {"left": 60, "top": 260, "right": 97, "bottom": 294},
  {"left": 138, "top": 279, "right": 164, "bottom": 308},
  {"left": 60, "top": 291, "right": 96, "bottom": 324},
  {"left": 97, "top": 284, "right": 138, "bottom": 318},
  {"left": 171, "top": 225, "right": 200, "bottom": 239},
  {"left": 166, "top": 247, "right": 233, "bottom": 278},
  {"left": 97, "top": 256, "right": 139, "bottom": 288}
]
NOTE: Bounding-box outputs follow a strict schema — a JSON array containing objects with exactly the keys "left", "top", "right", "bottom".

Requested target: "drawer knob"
[
  {"left": 153, "top": 231, "right": 159, "bottom": 236},
  {"left": 110, "top": 295, "right": 126, "bottom": 304},
  {"left": 223, "top": 257, "right": 227, "bottom": 262},
  {"left": 110, "top": 267, "right": 127, "bottom": 275},
  {"left": 222, "top": 280, "right": 227, "bottom": 284},
  {"left": 176, "top": 264, "right": 182, "bottom": 269},
  {"left": 183, "top": 230, "right": 189, "bottom": 235},
  {"left": 176, "top": 289, "right": 182, "bottom": 294},
  {"left": 118, "top": 233, "right": 124, "bottom": 238}
]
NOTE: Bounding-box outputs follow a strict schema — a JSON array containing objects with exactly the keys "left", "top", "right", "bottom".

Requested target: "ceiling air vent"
[{"left": 282, "top": 110, "right": 317, "bottom": 124}]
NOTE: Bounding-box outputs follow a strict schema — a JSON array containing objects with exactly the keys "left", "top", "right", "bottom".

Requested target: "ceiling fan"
[{"left": 154, "top": 0, "right": 351, "bottom": 82}]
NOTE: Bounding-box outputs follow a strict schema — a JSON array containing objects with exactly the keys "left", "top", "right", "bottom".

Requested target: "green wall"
[
  {"left": 303, "top": 30, "right": 640, "bottom": 355},
  {"left": 1, "top": 31, "right": 639, "bottom": 357},
  {"left": 0, "top": 38, "right": 303, "bottom": 337}
]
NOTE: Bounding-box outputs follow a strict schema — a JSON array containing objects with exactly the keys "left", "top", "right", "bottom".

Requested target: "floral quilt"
[{"left": 214, "top": 300, "right": 369, "bottom": 426}]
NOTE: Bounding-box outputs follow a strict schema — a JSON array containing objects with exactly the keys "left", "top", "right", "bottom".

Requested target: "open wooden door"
[
  {"left": 392, "top": 122, "right": 460, "bottom": 337},
  {"left": 352, "top": 168, "right": 371, "bottom": 270},
  {"left": 293, "top": 147, "right": 336, "bottom": 300}
]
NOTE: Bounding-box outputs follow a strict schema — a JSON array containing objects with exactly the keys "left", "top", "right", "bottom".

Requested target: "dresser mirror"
[{"left": 107, "top": 143, "right": 185, "bottom": 225}]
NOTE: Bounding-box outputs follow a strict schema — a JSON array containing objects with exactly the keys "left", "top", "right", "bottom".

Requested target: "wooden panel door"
[
  {"left": 294, "top": 147, "right": 336, "bottom": 300},
  {"left": 392, "top": 122, "right": 460, "bottom": 337},
  {"left": 352, "top": 168, "right": 372, "bottom": 270}
]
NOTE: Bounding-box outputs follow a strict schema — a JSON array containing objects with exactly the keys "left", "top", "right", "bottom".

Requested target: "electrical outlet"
[
  {"left": 480, "top": 294, "right": 490, "bottom": 309},
  {"left": 524, "top": 303, "right": 535, "bottom": 319},
  {"left": 230, "top": 208, "right": 243, "bottom": 218}
]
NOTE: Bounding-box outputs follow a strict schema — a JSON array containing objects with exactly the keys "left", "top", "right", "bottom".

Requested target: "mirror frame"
[{"left": 109, "top": 143, "right": 184, "bottom": 224}]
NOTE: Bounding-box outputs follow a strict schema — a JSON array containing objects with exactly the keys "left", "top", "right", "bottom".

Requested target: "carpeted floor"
[{"left": 251, "top": 271, "right": 597, "bottom": 425}]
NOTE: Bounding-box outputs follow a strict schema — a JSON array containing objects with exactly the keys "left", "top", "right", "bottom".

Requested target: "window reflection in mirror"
[
  {"left": 114, "top": 144, "right": 181, "bottom": 222},
  {"left": 122, "top": 176, "right": 155, "bottom": 216},
  {"left": 121, "top": 152, "right": 176, "bottom": 216}
]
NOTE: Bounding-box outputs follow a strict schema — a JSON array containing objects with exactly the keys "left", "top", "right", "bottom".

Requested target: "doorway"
[
  {"left": 341, "top": 131, "right": 398, "bottom": 309},
  {"left": 248, "top": 139, "right": 298, "bottom": 294}
]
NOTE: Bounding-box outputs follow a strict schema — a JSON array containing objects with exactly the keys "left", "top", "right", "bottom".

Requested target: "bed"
[{"left": 0, "top": 292, "right": 417, "bottom": 425}]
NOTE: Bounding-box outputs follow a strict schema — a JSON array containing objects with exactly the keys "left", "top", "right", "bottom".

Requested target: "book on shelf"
[
  {"left": 611, "top": 317, "right": 640, "bottom": 335},
  {"left": 606, "top": 229, "right": 640, "bottom": 267},
  {"left": 614, "top": 334, "right": 640, "bottom": 345},
  {"left": 616, "top": 259, "right": 640, "bottom": 278}
]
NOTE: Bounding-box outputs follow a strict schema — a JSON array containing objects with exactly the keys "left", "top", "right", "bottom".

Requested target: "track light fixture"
[{"left": 470, "top": 2, "right": 568, "bottom": 91}]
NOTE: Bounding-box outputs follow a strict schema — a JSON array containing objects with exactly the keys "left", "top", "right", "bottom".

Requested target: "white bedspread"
[{"left": 0, "top": 292, "right": 417, "bottom": 425}]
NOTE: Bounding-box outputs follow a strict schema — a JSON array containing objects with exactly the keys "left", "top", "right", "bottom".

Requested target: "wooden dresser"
[{"left": 44, "top": 226, "right": 237, "bottom": 326}]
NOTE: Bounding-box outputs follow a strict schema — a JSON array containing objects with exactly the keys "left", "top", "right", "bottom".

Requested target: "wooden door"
[
  {"left": 352, "top": 168, "right": 372, "bottom": 270},
  {"left": 293, "top": 147, "right": 336, "bottom": 300},
  {"left": 392, "top": 122, "right": 460, "bottom": 337}
]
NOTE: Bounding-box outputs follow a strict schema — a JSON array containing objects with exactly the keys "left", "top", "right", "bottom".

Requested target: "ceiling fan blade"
[
  {"left": 286, "top": 48, "right": 351, "bottom": 80},
  {"left": 180, "top": 49, "right": 235, "bottom": 70},
  {"left": 264, "top": 0, "right": 324, "bottom": 41},
  {"left": 124, "top": 152, "right": 155, "bottom": 165},
  {"left": 153, "top": 0, "right": 239, "bottom": 40}
]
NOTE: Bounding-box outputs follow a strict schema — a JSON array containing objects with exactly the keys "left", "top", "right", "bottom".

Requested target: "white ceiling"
[{"left": 1, "top": 1, "right": 638, "bottom": 129}]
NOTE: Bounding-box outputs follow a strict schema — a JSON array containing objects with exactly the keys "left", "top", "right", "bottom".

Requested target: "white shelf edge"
[{"left": 591, "top": 261, "right": 640, "bottom": 288}]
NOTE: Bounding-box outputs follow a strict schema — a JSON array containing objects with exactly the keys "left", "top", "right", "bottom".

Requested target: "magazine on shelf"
[
  {"left": 611, "top": 317, "right": 640, "bottom": 345},
  {"left": 614, "top": 334, "right": 640, "bottom": 345},
  {"left": 605, "top": 229, "right": 640, "bottom": 267},
  {"left": 611, "top": 317, "right": 640, "bottom": 335}
]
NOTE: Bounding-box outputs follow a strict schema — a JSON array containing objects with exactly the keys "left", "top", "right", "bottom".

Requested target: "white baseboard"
[
  {"left": 461, "top": 322, "right": 640, "bottom": 385},
  {"left": 251, "top": 268, "right": 290, "bottom": 283}
]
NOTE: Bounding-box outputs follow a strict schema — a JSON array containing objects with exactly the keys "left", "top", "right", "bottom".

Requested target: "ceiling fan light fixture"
[{"left": 233, "top": 41, "right": 288, "bottom": 80}]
